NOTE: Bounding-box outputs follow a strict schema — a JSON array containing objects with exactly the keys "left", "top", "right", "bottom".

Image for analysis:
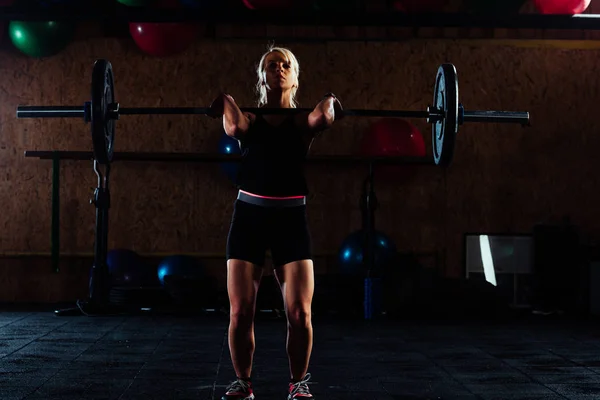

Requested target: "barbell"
[{"left": 16, "top": 59, "right": 530, "bottom": 166}]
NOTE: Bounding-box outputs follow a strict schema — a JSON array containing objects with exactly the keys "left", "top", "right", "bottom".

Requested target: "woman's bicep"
[
  {"left": 294, "top": 111, "right": 327, "bottom": 138},
  {"left": 225, "top": 112, "right": 254, "bottom": 139}
]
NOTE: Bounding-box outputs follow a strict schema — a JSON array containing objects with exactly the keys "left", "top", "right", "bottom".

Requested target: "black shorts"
[{"left": 226, "top": 199, "right": 312, "bottom": 267}]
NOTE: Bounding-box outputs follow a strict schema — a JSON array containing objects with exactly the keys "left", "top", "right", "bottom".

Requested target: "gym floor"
[{"left": 2, "top": 308, "right": 599, "bottom": 400}]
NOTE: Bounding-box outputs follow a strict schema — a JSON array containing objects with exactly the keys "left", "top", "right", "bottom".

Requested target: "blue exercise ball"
[
  {"left": 106, "top": 249, "right": 152, "bottom": 287},
  {"left": 338, "top": 230, "right": 398, "bottom": 275},
  {"left": 157, "top": 255, "right": 204, "bottom": 286},
  {"left": 217, "top": 131, "right": 241, "bottom": 183}
]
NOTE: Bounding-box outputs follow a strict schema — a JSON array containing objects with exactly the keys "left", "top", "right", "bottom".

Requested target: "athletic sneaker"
[
  {"left": 221, "top": 378, "right": 255, "bottom": 400},
  {"left": 287, "top": 373, "right": 314, "bottom": 399}
]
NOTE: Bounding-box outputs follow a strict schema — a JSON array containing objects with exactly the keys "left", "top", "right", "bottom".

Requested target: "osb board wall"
[{"left": 1, "top": 33, "right": 600, "bottom": 302}]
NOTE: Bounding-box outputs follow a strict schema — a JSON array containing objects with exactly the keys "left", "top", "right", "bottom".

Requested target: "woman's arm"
[
  {"left": 296, "top": 93, "right": 344, "bottom": 135},
  {"left": 208, "top": 94, "right": 252, "bottom": 139}
]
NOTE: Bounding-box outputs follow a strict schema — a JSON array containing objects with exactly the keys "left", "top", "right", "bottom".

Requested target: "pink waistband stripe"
[{"left": 239, "top": 190, "right": 305, "bottom": 200}]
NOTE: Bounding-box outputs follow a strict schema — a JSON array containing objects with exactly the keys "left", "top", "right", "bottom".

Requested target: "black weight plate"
[
  {"left": 432, "top": 63, "right": 458, "bottom": 167},
  {"left": 91, "top": 59, "right": 115, "bottom": 165}
]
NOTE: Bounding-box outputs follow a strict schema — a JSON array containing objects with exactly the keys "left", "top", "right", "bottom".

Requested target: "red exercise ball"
[
  {"left": 533, "top": 0, "right": 590, "bottom": 14},
  {"left": 391, "top": 0, "right": 448, "bottom": 12},
  {"left": 242, "top": 0, "right": 295, "bottom": 9},
  {"left": 359, "top": 118, "right": 426, "bottom": 183},
  {"left": 129, "top": 0, "right": 199, "bottom": 57}
]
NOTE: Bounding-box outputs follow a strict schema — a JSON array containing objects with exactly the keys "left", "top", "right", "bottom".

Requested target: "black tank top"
[{"left": 236, "top": 114, "right": 309, "bottom": 197}]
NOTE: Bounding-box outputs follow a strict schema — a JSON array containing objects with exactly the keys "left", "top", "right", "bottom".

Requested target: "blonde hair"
[{"left": 255, "top": 45, "right": 300, "bottom": 108}]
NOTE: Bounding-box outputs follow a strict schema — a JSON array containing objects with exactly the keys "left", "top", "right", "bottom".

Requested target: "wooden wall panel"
[{"left": 0, "top": 28, "right": 599, "bottom": 302}]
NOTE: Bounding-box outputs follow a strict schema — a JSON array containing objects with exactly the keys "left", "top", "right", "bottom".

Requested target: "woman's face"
[{"left": 264, "top": 51, "right": 296, "bottom": 92}]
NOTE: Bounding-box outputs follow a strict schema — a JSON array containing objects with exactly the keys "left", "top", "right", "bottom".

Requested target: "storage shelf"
[{"left": 1, "top": 6, "right": 600, "bottom": 30}]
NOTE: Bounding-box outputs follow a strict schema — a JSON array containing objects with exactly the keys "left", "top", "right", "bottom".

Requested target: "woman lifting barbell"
[{"left": 208, "top": 46, "right": 343, "bottom": 400}]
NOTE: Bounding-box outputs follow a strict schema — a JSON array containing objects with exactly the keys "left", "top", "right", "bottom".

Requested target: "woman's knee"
[
  {"left": 230, "top": 302, "right": 257, "bottom": 326},
  {"left": 286, "top": 303, "right": 312, "bottom": 328},
  {"left": 227, "top": 259, "right": 262, "bottom": 326}
]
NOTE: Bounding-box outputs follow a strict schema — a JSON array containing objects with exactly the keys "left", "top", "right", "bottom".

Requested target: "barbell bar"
[
  {"left": 16, "top": 105, "right": 528, "bottom": 124},
  {"left": 23, "top": 151, "right": 434, "bottom": 165},
  {"left": 15, "top": 59, "right": 530, "bottom": 167},
  {"left": 17, "top": 106, "right": 434, "bottom": 119}
]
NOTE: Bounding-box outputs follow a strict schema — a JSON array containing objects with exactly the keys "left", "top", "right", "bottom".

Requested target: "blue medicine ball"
[
  {"left": 338, "top": 230, "right": 398, "bottom": 276},
  {"left": 157, "top": 255, "right": 204, "bottom": 286},
  {"left": 217, "top": 131, "right": 241, "bottom": 183}
]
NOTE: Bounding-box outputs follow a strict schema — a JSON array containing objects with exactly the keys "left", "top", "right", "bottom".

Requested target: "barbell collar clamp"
[
  {"left": 108, "top": 103, "right": 120, "bottom": 121},
  {"left": 84, "top": 102, "right": 91, "bottom": 124},
  {"left": 426, "top": 106, "right": 445, "bottom": 123}
]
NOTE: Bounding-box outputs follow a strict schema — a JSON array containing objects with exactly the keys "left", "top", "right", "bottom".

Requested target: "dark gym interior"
[{"left": 2, "top": 0, "right": 600, "bottom": 399}]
